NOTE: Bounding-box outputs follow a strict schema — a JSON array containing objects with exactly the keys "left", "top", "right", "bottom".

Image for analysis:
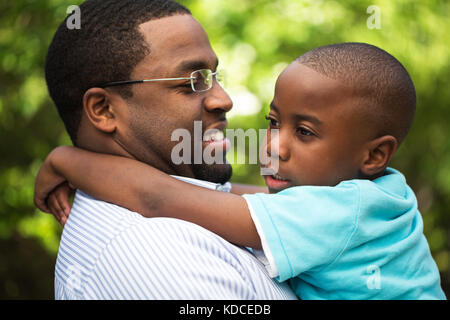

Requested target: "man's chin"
[{"left": 192, "top": 163, "right": 233, "bottom": 184}]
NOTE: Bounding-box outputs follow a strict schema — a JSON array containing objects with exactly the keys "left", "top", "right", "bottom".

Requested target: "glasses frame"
[{"left": 98, "top": 69, "right": 222, "bottom": 93}]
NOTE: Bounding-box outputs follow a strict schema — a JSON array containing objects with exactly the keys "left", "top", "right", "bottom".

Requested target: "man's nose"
[
  {"left": 203, "top": 82, "right": 233, "bottom": 113},
  {"left": 267, "top": 129, "right": 290, "bottom": 162}
]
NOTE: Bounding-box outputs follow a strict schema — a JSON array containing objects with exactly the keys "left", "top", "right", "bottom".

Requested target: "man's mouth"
[
  {"left": 201, "top": 121, "right": 230, "bottom": 153},
  {"left": 203, "top": 129, "right": 225, "bottom": 142}
]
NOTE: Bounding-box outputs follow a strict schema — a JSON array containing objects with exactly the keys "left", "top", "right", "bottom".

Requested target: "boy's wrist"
[{"left": 48, "top": 146, "right": 73, "bottom": 175}]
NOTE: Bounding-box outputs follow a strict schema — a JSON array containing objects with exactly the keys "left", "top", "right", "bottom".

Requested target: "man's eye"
[
  {"left": 175, "top": 83, "right": 194, "bottom": 95},
  {"left": 297, "top": 127, "right": 313, "bottom": 136},
  {"left": 178, "top": 83, "right": 193, "bottom": 90}
]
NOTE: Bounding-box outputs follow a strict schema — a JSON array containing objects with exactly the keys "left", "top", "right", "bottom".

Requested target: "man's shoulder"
[
  {"left": 69, "top": 189, "right": 246, "bottom": 256},
  {"left": 89, "top": 215, "right": 297, "bottom": 299},
  {"left": 57, "top": 191, "right": 297, "bottom": 299}
]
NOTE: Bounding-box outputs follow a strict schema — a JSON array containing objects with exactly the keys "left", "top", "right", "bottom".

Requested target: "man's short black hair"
[
  {"left": 45, "top": 0, "right": 191, "bottom": 144},
  {"left": 296, "top": 42, "right": 416, "bottom": 145}
]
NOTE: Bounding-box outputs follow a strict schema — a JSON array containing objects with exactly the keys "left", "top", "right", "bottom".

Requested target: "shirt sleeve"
[
  {"left": 84, "top": 218, "right": 259, "bottom": 299},
  {"left": 243, "top": 182, "right": 360, "bottom": 282}
]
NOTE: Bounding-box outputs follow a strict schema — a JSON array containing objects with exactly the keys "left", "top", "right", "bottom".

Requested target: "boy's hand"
[
  {"left": 34, "top": 147, "right": 73, "bottom": 225},
  {"left": 46, "top": 182, "right": 75, "bottom": 226}
]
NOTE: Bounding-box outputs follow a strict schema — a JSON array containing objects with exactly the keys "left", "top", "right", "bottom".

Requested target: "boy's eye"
[{"left": 265, "top": 115, "right": 280, "bottom": 127}]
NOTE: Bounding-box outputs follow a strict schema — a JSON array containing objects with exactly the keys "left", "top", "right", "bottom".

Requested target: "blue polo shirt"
[{"left": 243, "top": 168, "right": 446, "bottom": 299}]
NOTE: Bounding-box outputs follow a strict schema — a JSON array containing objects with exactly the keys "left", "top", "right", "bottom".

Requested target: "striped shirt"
[{"left": 54, "top": 176, "right": 297, "bottom": 300}]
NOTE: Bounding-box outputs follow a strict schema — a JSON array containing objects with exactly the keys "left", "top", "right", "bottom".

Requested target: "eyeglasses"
[{"left": 98, "top": 69, "right": 225, "bottom": 92}]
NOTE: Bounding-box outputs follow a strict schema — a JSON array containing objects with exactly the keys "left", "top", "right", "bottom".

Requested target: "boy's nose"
[
  {"left": 267, "top": 129, "right": 290, "bottom": 162},
  {"left": 203, "top": 82, "right": 233, "bottom": 113}
]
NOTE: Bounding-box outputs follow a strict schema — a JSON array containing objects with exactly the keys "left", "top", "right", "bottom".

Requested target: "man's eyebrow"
[
  {"left": 270, "top": 102, "right": 322, "bottom": 126},
  {"left": 174, "top": 58, "right": 219, "bottom": 74}
]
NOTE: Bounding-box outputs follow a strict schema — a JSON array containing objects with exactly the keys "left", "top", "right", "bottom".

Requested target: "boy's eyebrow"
[
  {"left": 270, "top": 102, "right": 322, "bottom": 126},
  {"left": 269, "top": 102, "right": 279, "bottom": 113},
  {"left": 294, "top": 113, "right": 322, "bottom": 126}
]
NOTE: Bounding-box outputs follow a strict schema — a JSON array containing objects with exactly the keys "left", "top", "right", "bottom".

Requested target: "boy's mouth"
[
  {"left": 271, "top": 173, "right": 289, "bottom": 181},
  {"left": 264, "top": 173, "right": 292, "bottom": 191}
]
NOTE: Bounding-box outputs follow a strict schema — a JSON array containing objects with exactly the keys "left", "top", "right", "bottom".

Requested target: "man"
[{"left": 43, "top": 0, "right": 296, "bottom": 299}]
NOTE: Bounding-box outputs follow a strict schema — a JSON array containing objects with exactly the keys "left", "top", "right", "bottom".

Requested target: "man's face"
[
  {"left": 264, "top": 62, "right": 374, "bottom": 193},
  {"left": 114, "top": 14, "right": 233, "bottom": 183}
]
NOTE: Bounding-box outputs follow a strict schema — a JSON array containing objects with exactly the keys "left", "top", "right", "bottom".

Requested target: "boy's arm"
[
  {"left": 230, "top": 183, "right": 268, "bottom": 195},
  {"left": 34, "top": 146, "right": 262, "bottom": 249}
]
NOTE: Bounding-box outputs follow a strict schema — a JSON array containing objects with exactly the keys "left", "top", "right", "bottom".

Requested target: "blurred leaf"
[{"left": 1, "top": 0, "right": 449, "bottom": 298}]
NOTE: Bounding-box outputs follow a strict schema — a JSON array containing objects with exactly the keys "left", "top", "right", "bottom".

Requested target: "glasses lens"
[
  {"left": 216, "top": 70, "right": 226, "bottom": 88},
  {"left": 191, "top": 69, "right": 211, "bottom": 92},
  {"left": 191, "top": 69, "right": 226, "bottom": 92}
]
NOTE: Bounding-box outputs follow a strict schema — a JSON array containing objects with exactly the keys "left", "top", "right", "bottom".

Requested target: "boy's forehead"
[
  {"left": 274, "top": 62, "right": 355, "bottom": 113},
  {"left": 272, "top": 62, "right": 368, "bottom": 134},
  {"left": 283, "top": 63, "right": 350, "bottom": 95}
]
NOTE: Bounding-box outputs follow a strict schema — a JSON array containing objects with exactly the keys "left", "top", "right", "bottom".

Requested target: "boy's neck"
[{"left": 357, "top": 168, "right": 387, "bottom": 181}]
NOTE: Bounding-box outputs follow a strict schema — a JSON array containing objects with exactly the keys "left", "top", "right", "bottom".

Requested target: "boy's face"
[{"left": 264, "top": 62, "right": 374, "bottom": 193}]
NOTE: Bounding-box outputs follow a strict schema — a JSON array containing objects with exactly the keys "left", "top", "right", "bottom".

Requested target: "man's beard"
[{"left": 192, "top": 162, "right": 233, "bottom": 184}]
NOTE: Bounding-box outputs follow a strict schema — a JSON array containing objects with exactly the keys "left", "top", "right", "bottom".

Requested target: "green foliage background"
[{"left": 0, "top": 0, "right": 449, "bottom": 299}]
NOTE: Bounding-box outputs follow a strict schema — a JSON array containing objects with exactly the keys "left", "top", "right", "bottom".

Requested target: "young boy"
[{"left": 35, "top": 43, "right": 446, "bottom": 299}]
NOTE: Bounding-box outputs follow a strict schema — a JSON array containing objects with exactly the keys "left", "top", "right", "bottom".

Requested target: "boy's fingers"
[
  {"left": 34, "top": 196, "right": 51, "bottom": 213},
  {"left": 56, "top": 183, "right": 72, "bottom": 216},
  {"left": 60, "top": 215, "right": 67, "bottom": 227},
  {"left": 34, "top": 187, "right": 51, "bottom": 213},
  {"left": 48, "top": 193, "right": 65, "bottom": 225}
]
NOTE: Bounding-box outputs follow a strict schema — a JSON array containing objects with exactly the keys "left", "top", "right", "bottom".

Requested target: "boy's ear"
[
  {"left": 360, "top": 135, "right": 398, "bottom": 177},
  {"left": 82, "top": 88, "right": 117, "bottom": 134}
]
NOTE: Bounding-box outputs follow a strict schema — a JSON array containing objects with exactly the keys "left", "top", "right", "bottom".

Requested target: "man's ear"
[
  {"left": 360, "top": 135, "right": 398, "bottom": 177},
  {"left": 82, "top": 87, "right": 117, "bottom": 134}
]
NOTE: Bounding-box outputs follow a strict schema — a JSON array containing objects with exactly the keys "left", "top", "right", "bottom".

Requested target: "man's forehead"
[{"left": 135, "top": 15, "right": 217, "bottom": 76}]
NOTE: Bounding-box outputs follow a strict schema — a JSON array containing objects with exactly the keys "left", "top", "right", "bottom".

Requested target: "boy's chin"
[
  {"left": 268, "top": 186, "right": 291, "bottom": 194},
  {"left": 268, "top": 187, "right": 280, "bottom": 194}
]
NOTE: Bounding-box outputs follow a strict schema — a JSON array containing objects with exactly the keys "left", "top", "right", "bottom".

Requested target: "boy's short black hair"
[
  {"left": 45, "top": 0, "right": 191, "bottom": 144},
  {"left": 296, "top": 42, "right": 416, "bottom": 145}
]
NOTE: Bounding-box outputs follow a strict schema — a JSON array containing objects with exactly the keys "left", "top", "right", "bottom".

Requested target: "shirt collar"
[
  {"left": 170, "top": 175, "right": 232, "bottom": 193},
  {"left": 373, "top": 167, "right": 406, "bottom": 197}
]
